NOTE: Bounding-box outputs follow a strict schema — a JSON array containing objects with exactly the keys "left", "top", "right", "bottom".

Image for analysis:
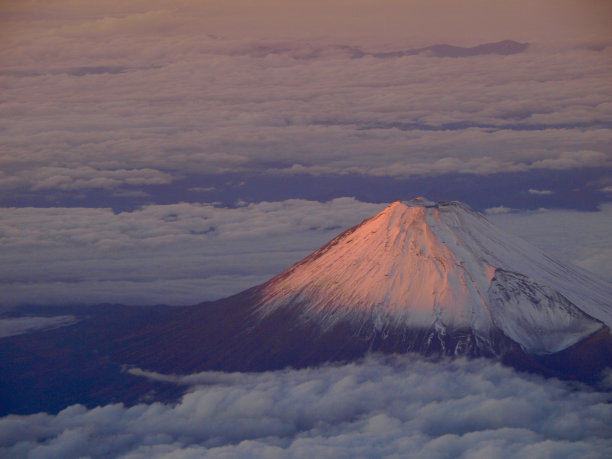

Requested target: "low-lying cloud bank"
[{"left": 1, "top": 355, "right": 610, "bottom": 458}]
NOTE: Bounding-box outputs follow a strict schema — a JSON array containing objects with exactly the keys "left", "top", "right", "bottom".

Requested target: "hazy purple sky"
[{"left": 1, "top": 0, "right": 611, "bottom": 306}]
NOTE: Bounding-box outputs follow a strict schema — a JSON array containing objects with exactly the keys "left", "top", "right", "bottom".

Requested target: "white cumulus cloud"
[{"left": 0, "top": 355, "right": 610, "bottom": 458}]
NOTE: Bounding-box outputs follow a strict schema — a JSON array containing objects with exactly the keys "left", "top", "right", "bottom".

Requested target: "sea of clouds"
[
  {"left": 1, "top": 355, "right": 610, "bottom": 458},
  {"left": 1, "top": 1, "right": 611, "bottom": 194}
]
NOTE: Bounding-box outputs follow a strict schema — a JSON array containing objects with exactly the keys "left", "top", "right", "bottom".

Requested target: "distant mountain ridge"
[
  {"left": 372, "top": 40, "right": 529, "bottom": 58},
  {"left": 246, "top": 40, "right": 529, "bottom": 60}
]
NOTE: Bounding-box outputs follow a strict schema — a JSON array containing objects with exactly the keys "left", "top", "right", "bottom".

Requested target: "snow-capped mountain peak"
[{"left": 254, "top": 199, "right": 609, "bottom": 354}]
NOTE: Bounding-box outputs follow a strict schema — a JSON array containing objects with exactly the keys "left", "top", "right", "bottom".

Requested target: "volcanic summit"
[{"left": 248, "top": 198, "right": 610, "bottom": 355}]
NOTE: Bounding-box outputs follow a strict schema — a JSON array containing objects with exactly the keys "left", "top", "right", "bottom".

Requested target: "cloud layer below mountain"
[{"left": 1, "top": 355, "right": 610, "bottom": 458}]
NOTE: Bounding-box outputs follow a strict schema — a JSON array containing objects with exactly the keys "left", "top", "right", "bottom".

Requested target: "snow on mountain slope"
[
  {"left": 254, "top": 199, "right": 610, "bottom": 354},
  {"left": 429, "top": 200, "right": 612, "bottom": 329}
]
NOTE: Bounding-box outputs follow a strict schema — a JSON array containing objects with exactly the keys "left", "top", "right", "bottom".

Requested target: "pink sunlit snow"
[{"left": 255, "top": 199, "right": 609, "bottom": 354}]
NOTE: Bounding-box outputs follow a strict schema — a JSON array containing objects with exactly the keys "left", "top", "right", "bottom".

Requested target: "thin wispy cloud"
[
  {"left": 528, "top": 189, "right": 554, "bottom": 195},
  {"left": 485, "top": 205, "right": 516, "bottom": 215},
  {"left": 0, "top": 315, "right": 78, "bottom": 338}
]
